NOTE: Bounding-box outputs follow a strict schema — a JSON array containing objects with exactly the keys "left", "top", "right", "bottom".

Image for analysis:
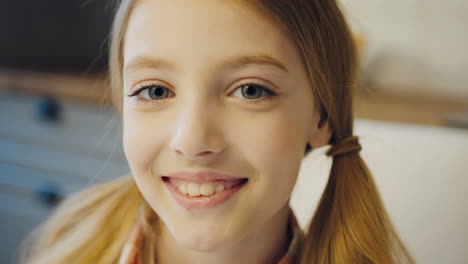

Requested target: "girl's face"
[{"left": 122, "top": 0, "right": 328, "bottom": 252}]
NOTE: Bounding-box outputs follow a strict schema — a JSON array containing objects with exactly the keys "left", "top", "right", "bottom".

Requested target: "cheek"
[
  {"left": 233, "top": 109, "right": 307, "bottom": 192},
  {"left": 122, "top": 111, "right": 170, "bottom": 216},
  {"left": 123, "top": 111, "right": 162, "bottom": 173},
  {"left": 242, "top": 110, "right": 306, "bottom": 167}
]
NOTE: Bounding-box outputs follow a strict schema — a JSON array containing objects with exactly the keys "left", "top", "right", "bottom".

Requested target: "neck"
[{"left": 156, "top": 204, "right": 291, "bottom": 264}]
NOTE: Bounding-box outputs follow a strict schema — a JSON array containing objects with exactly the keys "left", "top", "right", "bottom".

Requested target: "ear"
[{"left": 307, "top": 115, "right": 333, "bottom": 148}]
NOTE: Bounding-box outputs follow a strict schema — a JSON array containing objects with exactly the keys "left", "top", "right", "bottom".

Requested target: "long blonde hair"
[{"left": 20, "top": 0, "right": 415, "bottom": 263}]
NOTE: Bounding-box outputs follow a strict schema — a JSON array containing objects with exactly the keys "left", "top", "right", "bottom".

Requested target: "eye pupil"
[
  {"left": 148, "top": 86, "right": 168, "bottom": 99},
  {"left": 241, "top": 85, "right": 262, "bottom": 99}
]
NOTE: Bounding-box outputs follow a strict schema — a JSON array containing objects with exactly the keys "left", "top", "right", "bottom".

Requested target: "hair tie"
[{"left": 326, "top": 135, "right": 361, "bottom": 157}]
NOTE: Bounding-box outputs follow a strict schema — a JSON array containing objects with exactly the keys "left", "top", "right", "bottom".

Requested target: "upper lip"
[{"left": 166, "top": 170, "right": 246, "bottom": 182}]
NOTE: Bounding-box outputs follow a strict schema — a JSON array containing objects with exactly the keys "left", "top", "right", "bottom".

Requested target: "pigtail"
[
  {"left": 19, "top": 175, "right": 144, "bottom": 264},
  {"left": 298, "top": 139, "right": 415, "bottom": 263}
]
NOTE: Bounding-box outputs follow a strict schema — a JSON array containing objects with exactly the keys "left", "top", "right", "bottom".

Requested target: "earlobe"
[{"left": 307, "top": 116, "right": 333, "bottom": 148}]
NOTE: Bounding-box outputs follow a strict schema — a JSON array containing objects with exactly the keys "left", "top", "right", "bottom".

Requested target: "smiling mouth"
[
  {"left": 162, "top": 176, "right": 247, "bottom": 196},
  {"left": 161, "top": 176, "right": 248, "bottom": 210}
]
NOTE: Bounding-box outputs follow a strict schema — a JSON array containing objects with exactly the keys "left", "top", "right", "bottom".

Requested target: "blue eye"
[
  {"left": 127, "top": 83, "right": 174, "bottom": 104},
  {"left": 232, "top": 83, "right": 275, "bottom": 101},
  {"left": 142, "top": 86, "right": 171, "bottom": 100}
]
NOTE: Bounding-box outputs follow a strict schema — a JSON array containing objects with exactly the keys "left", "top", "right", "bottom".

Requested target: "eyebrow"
[{"left": 124, "top": 54, "right": 289, "bottom": 74}]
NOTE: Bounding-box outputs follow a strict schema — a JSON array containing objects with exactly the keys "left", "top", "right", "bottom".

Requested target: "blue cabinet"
[{"left": 0, "top": 93, "right": 129, "bottom": 264}]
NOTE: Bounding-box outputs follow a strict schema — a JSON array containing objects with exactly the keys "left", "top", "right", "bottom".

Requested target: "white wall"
[{"left": 338, "top": 0, "right": 468, "bottom": 101}]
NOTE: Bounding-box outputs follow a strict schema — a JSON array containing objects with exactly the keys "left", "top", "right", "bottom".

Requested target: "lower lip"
[{"left": 163, "top": 177, "right": 247, "bottom": 210}]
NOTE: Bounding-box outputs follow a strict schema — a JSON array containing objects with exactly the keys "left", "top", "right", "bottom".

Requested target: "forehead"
[{"left": 123, "top": 0, "right": 301, "bottom": 73}]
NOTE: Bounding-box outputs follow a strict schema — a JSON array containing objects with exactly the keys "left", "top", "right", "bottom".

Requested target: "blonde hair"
[{"left": 20, "top": 0, "right": 415, "bottom": 263}]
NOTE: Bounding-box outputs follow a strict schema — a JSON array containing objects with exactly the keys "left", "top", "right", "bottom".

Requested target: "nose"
[{"left": 170, "top": 101, "right": 225, "bottom": 161}]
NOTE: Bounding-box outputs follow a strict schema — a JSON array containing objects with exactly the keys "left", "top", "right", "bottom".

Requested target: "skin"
[{"left": 122, "top": 0, "right": 332, "bottom": 263}]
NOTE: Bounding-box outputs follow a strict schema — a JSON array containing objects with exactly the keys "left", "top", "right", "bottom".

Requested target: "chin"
[{"left": 179, "top": 233, "right": 228, "bottom": 252}]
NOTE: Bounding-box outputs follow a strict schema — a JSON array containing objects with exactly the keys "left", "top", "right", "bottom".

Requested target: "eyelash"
[{"left": 126, "top": 81, "right": 277, "bottom": 105}]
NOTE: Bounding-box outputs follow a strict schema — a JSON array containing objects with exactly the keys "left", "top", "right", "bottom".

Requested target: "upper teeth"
[{"left": 177, "top": 182, "right": 226, "bottom": 196}]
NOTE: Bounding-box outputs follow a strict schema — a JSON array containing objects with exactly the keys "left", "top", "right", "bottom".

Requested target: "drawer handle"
[
  {"left": 35, "top": 182, "right": 62, "bottom": 207},
  {"left": 35, "top": 96, "right": 62, "bottom": 122}
]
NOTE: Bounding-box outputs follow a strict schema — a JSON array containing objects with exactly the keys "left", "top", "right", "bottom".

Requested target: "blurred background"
[{"left": 0, "top": 0, "right": 467, "bottom": 263}]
